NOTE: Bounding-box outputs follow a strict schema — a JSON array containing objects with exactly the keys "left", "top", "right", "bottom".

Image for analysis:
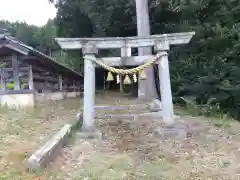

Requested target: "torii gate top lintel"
[{"left": 55, "top": 32, "right": 195, "bottom": 50}]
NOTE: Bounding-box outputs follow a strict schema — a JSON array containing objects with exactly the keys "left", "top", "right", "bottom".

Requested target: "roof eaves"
[
  {"left": 2, "top": 35, "right": 83, "bottom": 77},
  {"left": 31, "top": 49, "right": 83, "bottom": 77}
]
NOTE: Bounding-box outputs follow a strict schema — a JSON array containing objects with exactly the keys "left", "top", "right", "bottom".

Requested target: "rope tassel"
[
  {"left": 106, "top": 72, "right": 114, "bottom": 81},
  {"left": 139, "top": 70, "right": 147, "bottom": 80},
  {"left": 133, "top": 74, "right": 137, "bottom": 83},
  {"left": 116, "top": 74, "right": 120, "bottom": 84},
  {"left": 123, "top": 75, "right": 131, "bottom": 84}
]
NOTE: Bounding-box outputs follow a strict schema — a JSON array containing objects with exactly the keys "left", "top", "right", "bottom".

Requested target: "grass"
[
  {"left": 0, "top": 98, "right": 82, "bottom": 179},
  {"left": 176, "top": 102, "right": 232, "bottom": 129}
]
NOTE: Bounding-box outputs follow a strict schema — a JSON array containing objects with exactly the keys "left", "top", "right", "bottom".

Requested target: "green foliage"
[
  {"left": 0, "top": 83, "right": 29, "bottom": 90},
  {"left": 21, "top": 83, "right": 29, "bottom": 89},
  {"left": 0, "top": 82, "right": 14, "bottom": 90},
  {"left": 6, "top": 82, "right": 14, "bottom": 90},
  {"left": 0, "top": 63, "right": 6, "bottom": 68},
  {"left": 0, "top": 176, "right": 8, "bottom": 180},
  {"left": 182, "top": 96, "right": 232, "bottom": 128},
  {"left": 54, "top": 50, "right": 83, "bottom": 72},
  {"left": 0, "top": 20, "right": 58, "bottom": 54},
  {"left": 170, "top": 0, "right": 240, "bottom": 119}
]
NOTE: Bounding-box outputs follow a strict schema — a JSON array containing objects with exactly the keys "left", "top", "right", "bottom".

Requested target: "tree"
[
  {"left": 54, "top": 0, "right": 95, "bottom": 37},
  {"left": 39, "top": 19, "right": 58, "bottom": 55}
]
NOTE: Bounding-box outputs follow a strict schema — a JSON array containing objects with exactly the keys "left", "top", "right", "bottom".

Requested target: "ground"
[{"left": 1, "top": 92, "right": 240, "bottom": 179}]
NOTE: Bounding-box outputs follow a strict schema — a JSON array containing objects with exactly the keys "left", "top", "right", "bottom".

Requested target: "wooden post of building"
[
  {"left": 155, "top": 42, "right": 174, "bottom": 126},
  {"left": 12, "top": 53, "right": 20, "bottom": 90},
  {"left": 28, "top": 65, "right": 34, "bottom": 90},
  {"left": 44, "top": 79, "right": 47, "bottom": 92},
  {"left": 73, "top": 80, "right": 76, "bottom": 92},
  {"left": 103, "top": 71, "right": 106, "bottom": 91},
  {"left": 59, "top": 75, "right": 63, "bottom": 91},
  {"left": 64, "top": 83, "right": 67, "bottom": 91},
  {"left": 82, "top": 42, "right": 98, "bottom": 131},
  {"left": 0, "top": 68, "right": 6, "bottom": 91},
  {"left": 120, "top": 47, "right": 131, "bottom": 92}
]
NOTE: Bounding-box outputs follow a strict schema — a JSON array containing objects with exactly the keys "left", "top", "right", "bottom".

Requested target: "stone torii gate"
[{"left": 55, "top": 32, "right": 195, "bottom": 131}]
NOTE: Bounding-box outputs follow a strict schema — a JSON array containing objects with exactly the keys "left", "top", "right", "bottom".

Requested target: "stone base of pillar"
[{"left": 77, "top": 128, "right": 102, "bottom": 141}]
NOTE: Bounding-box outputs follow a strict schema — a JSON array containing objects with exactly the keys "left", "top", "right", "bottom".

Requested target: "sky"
[{"left": 0, "top": 0, "right": 57, "bottom": 27}]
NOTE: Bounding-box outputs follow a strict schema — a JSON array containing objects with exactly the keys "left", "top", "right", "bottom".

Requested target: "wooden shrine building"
[{"left": 0, "top": 34, "right": 83, "bottom": 108}]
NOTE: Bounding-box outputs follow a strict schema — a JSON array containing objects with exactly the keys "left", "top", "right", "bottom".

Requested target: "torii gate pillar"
[
  {"left": 82, "top": 42, "right": 98, "bottom": 131},
  {"left": 154, "top": 42, "right": 174, "bottom": 125}
]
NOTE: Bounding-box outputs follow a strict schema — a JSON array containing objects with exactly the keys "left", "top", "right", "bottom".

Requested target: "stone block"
[
  {"left": 25, "top": 124, "right": 72, "bottom": 171},
  {"left": 154, "top": 121, "right": 192, "bottom": 140},
  {"left": 25, "top": 113, "right": 83, "bottom": 171},
  {"left": 82, "top": 42, "right": 98, "bottom": 55}
]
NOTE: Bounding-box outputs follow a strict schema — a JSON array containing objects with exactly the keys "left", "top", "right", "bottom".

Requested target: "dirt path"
[{"left": 49, "top": 94, "right": 240, "bottom": 180}]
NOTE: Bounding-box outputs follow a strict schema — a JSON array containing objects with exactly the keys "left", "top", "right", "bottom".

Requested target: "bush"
[
  {"left": 0, "top": 82, "right": 28, "bottom": 90},
  {"left": 6, "top": 82, "right": 14, "bottom": 90},
  {"left": 181, "top": 96, "right": 232, "bottom": 128}
]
